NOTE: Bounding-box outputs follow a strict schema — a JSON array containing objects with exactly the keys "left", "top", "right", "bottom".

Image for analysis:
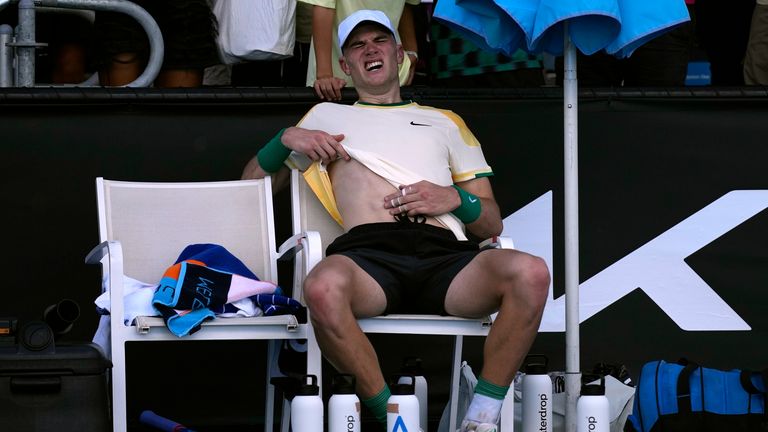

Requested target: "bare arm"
[
  {"left": 398, "top": 4, "right": 418, "bottom": 85},
  {"left": 312, "top": 5, "right": 346, "bottom": 100},
  {"left": 455, "top": 177, "right": 503, "bottom": 239},
  {"left": 241, "top": 126, "right": 349, "bottom": 192},
  {"left": 382, "top": 177, "right": 503, "bottom": 239},
  {"left": 241, "top": 157, "right": 291, "bottom": 192}
]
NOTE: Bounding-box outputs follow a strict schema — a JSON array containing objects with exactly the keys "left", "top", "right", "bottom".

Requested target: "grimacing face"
[{"left": 340, "top": 23, "right": 403, "bottom": 89}]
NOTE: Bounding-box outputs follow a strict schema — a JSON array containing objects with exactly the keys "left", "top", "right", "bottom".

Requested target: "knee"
[
  {"left": 302, "top": 271, "right": 348, "bottom": 327},
  {"left": 505, "top": 253, "right": 550, "bottom": 312},
  {"left": 524, "top": 256, "right": 551, "bottom": 310}
]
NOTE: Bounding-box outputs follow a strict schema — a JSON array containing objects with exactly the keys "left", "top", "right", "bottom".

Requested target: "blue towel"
[{"left": 152, "top": 244, "right": 305, "bottom": 337}]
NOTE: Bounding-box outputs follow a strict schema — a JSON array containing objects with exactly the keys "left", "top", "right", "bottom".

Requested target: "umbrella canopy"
[
  {"left": 433, "top": 1, "right": 690, "bottom": 431},
  {"left": 433, "top": 0, "right": 690, "bottom": 57}
]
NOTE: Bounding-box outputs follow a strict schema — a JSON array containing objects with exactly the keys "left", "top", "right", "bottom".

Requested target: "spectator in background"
[
  {"left": 566, "top": 24, "right": 695, "bottom": 87},
  {"left": 744, "top": 0, "right": 768, "bottom": 85},
  {"left": 93, "top": 0, "right": 218, "bottom": 87},
  {"left": 37, "top": 10, "right": 94, "bottom": 84},
  {"left": 0, "top": 7, "right": 94, "bottom": 85},
  {"left": 429, "top": 0, "right": 544, "bottom": 88},
  {"left": 555, "top": 1, "right": 696, "bottom": 88},
  {"left": 300, "top": 0, "right": 420, "bottom": 100},
  {"left": 694, "top": 0, "right": 754, "bottom": 86},
  {"left": 230, "top": 2, "right": 313, "bottom": 87}
]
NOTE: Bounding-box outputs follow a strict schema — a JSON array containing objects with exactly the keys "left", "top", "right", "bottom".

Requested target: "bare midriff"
[{"left": 328, "top": 158, "right": 443, "bottom": 231}]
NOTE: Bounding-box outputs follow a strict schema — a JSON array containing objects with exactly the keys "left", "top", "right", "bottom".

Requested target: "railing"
[{"left": 0, "top": 0, "right": 163, "bottom": 87}]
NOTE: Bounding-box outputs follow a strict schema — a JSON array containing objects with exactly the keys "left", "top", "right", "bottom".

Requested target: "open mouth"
[{"left": 365, "top": 61, "right": 383, "bottom": 71}]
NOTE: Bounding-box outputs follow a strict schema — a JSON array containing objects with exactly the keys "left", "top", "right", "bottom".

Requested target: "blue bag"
[{"left": 626, "top": 359, "right": 767, "bottom": 431}]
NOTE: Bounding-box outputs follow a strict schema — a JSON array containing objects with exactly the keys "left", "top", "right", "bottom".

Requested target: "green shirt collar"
[{"left": 355, "top": 100, "right": 414, "bottom": 107}]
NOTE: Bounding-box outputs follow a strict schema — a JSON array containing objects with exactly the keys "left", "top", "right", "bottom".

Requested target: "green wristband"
[
  {"left": 256, "top": 128, "right": 291, "bottom": 173},
  {"left": 451, "top": 185, "right": 482, "bottom": 223}
]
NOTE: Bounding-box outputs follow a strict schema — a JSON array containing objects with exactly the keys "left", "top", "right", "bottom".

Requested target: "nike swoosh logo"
[
  {"left": 410, "top": 121, "right": 431, "bottom": 126},
  {"left": 468, "top": 196, "right": 478, "bottom": 203}
]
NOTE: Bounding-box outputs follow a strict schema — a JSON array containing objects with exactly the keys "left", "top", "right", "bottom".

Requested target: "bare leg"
[
  {"left": 52, "top": 43, "right": 87, "bottom": 84},
  {"left": 99, "top": 52, "right": 142, "bottom": 86},
  {"left": 155, "top": 69, "right": 204, "bottom": 88},
  {"left": 445, "top": 249, "right": 550, "bottom": 386},
  {"left": 99, "top": 56, "right": 204, "bottom": 88},
  {"left": 302, "top": 254, "right": 389, "bottom": 398}
]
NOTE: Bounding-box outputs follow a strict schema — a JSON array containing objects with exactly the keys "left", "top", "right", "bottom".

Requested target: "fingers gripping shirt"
[{"left": 285, "top": 101, "right": 493, "bottom": 241}]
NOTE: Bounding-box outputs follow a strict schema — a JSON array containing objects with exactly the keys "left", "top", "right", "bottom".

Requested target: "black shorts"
[{"left": 326, "top": 221, "right": 481, "bottom": 315}]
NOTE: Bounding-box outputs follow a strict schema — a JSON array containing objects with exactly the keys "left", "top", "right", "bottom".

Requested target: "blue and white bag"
[{"left": 626, "top": 359, "right": 767, "bottom": 431}]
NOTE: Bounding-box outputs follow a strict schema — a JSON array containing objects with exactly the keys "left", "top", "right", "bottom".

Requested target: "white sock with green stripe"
[{"left": 463, "top": 377, "right": 507, "bottom": 425}]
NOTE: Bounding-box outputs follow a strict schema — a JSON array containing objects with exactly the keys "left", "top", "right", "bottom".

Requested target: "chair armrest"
[
  {"left": 84, "top": 240, "right": 128, "bottom": 324},
  {"left": 278, "top": 230, "right": 323, "bottom": 272},
  {"left": 479, "top": 235, "right": 515, "bottom": 250},
  {"left": 84, "top": 241, "right": 110, "bottom": 264},
  {"left": 277, "top": 232, "right": 308, "bottom": 260},
  {"left": 277, "top": 231, "right": 323, "bottom": 303}
]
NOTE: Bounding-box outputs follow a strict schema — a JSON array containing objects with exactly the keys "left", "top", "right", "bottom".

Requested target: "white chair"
[
  {"left": 289, "top": 169, "right": 513, "bottom": 432},
  {"left": 85, "top": 177, "right": 320, "bottom": 432}
]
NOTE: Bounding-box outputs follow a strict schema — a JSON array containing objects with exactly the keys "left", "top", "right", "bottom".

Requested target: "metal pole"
[
  {"left": 16, "top": 0, "right": 34, "bottom": 87},
  {"left": 39, "top": 0, "right": 164, "bottom": 87},
  {"left": 0, "top": 24, "right": 13, "bottom": 87},
  {"left": 563, "top": 24, "right": 581, "bottom": 432}
]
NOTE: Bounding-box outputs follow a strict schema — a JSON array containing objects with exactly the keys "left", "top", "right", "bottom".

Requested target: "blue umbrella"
[{"left": 433, "top": 1, "right": 690, "bottom": 430}]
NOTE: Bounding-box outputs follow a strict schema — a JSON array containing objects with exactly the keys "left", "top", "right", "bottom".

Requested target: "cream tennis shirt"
[{"left": 287, "top": 101, "right": 493, "bottom": 240}]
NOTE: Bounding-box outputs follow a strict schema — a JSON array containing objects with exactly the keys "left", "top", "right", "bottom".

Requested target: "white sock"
[{"left": 463, "top": 393, "right": 503, "bottom": 424}]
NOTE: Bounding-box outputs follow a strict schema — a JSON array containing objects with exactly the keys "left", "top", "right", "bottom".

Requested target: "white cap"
[{"left": 337, "top": 9, "right": 396, "bottom": 51}]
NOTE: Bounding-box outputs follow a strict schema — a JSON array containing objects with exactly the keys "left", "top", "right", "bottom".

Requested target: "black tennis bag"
[{"left": 625, "top": 359, "right": 768, "bottom": 431}]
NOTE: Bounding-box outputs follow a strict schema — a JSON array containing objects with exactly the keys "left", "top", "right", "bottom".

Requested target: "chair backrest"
[
  {"left": 290, "top": 169, "right": 344, "bottom": 254},
  {"left": 96, "top": 178, "right": 277, "bottom": 285}
]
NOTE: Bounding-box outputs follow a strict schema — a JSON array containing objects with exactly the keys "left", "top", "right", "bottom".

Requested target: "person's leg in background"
[
  {"left": 93, "top": 7, "right": 147, "bottom": 86},
  {"left": 39, "top": 11, "right": 94, "bottom": 84},
  {"left": 744, "top": 1, "right": 768, "bottom": 85},
  {"left": 153, "top": 0, "right": 218, "bottom": 88},
  {"left": 94, "top": 0, "right": 218, "bottom": 87},
  {"left": 622, "top": 14, "right": 696, "bottom": 87},
  {"left": 694, "top": 0, "right": 755, "bottom": 86}
]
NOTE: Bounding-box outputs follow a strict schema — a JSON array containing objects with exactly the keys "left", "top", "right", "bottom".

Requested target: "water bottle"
[
  {"left": 291, "top": 374, "right": 323, "bottom": 432},
  {"left": 399, "top": 357, "right": 428, "bottom": 431},
  {"left": 521, "top": 354, "right": 552, "bottom": 432},
  {"left": 388, "top": 374, "right": 421, "bottom": 432},
  {"left": 577, "top": 375, "right": 609, "bottom": 432},
  {"left": 329, "top": 373, "right": 361, "bottom": 432}
]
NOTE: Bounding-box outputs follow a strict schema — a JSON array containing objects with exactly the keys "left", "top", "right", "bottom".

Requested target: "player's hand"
[
  {"left": 383, "top": 181, "right": 461, "bottom": 217},
  {"left": 282, "top": 127, "right": 349, "bottom": 166}
]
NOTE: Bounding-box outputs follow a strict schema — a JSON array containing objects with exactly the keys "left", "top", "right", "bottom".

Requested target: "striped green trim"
[
  {"left": 475, "top": 377, "right": 509, "bottom": 400},
  {"left": 355, "top": 100, "right": 413, "bottom": 107},
  {"left": 362, "top": 384, "right": 391, "bottom": 424}
]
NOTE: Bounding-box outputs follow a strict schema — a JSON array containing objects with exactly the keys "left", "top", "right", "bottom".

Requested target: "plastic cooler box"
[{"left": 0, "top": 342, "right": 112, "bottom": 431}]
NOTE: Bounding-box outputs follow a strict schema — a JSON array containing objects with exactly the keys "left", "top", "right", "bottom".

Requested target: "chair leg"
[
  {"left": 281, "top": 399, "right": 291, "bottom": 432},
  {"left": 111, "top": 337, "right": 128, "bottom": 432},
  {"left": 449, "top": 335, "right": 465, "bottom": 432},
  {"left": 265, "top": 340, "right": 278, "bottom": 432},
  {"left": 306, "top": 323, "right": 323, "bottom": 395}
]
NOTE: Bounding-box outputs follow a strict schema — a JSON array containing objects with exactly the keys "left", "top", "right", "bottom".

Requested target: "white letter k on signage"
[{"left": 502, "top": 190, "right": 768, "bottom": 332}]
